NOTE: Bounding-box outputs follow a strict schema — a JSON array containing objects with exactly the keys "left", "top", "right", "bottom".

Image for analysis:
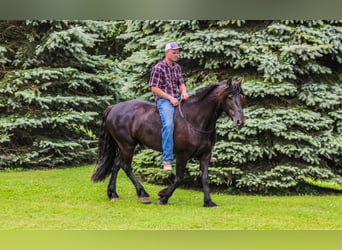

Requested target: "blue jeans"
[{"left": 157, "top": 98, "right": 175, "bottom": 163}]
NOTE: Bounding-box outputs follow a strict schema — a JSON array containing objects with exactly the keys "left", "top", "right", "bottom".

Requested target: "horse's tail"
[{"left": 91, "top": 106, "right": 118, "bottom": 182}]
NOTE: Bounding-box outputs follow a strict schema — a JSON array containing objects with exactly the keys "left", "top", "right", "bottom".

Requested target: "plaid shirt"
[{"left": 149, "top": 59, "right": 185, "bottom": 102}]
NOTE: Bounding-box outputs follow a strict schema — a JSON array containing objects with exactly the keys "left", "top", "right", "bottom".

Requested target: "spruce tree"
[{"left": 0, "top": 20, "right": 124, "bottom": 168}]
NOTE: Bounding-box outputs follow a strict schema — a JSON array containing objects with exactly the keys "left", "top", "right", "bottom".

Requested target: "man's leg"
[{"left": 157, "top": 98, "right": 175, "bottom": 170}]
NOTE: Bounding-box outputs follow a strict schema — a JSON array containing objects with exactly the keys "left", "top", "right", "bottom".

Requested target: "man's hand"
[
  {"left": 181, "top": 91, "right": 189, "bottom": 100},
  {"left": 169, "top": 96, "right": 180, "bottom": 106},
  {"left": 179, "top": 84, "right": 189, "bottom": 100}
]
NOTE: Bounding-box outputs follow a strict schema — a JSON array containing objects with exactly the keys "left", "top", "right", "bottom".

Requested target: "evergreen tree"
[{"left": 0, "top": 20, "right": 124, "bottom": 168}]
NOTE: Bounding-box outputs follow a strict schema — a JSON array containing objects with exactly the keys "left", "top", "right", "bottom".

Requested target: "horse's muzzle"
[{"left": 233, "top": 117, "right": 245, "bottom": 127}]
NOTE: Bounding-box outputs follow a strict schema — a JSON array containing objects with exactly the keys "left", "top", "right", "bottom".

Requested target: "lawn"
[{"left": 0, "top": 165, "right": 341, "bottom": 230}]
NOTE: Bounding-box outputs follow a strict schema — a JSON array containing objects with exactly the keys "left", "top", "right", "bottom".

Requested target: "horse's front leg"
[
  {"left": 158, "top": 155, "right": 186, "bottom": 205},
  {"left": 200, "top": 154, "right": 218, "bottom": 207}
]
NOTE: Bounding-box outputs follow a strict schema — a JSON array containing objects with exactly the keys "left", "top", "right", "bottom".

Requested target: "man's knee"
[{"left": 164, "top": 119, "right": 174, "bottom": 129}]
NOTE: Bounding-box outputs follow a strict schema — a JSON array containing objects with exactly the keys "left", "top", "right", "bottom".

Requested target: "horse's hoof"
[
  {"left": 110, "top": 197, "right": 120, "bottom": 201},
  {"left": 203, "top": 204, "right": 219, "bottom": 208},
  {"left": 139, "top": 196, "right": 151, "bottom": 204},
  {"left": 157, "top": 199, "right": 167, "bottom": 205},
  {"left": 203, "top": 201, "right": 218, "bottom": 207}
]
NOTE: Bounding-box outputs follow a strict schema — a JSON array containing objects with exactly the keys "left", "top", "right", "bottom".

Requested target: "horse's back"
[
  {"left": 109, "top": 99, "right": 154, "bottom": 112},
  {"left": 106, "top": 99, "right": 162, "bottom": 149},
  {"left": 107, "top": 99, "right": 158, "bottom": 125}
]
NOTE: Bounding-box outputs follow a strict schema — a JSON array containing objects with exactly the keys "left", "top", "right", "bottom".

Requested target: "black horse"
[{"left": 92, "top": 79, "right": 245, "bottom": 207}]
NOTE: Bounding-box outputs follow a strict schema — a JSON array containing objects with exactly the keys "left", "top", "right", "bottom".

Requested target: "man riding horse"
[{"left": 149, "top": 42, "right": 189, "bottom": 171}]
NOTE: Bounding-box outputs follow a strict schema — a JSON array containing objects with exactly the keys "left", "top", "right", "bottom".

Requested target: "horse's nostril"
[{"left": 235, "top": 119, "right": 245, "bottom": 127}]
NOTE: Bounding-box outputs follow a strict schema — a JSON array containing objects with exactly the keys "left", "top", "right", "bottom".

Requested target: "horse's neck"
[{"left": 181, "top": 99, "right": 221, "bottom": 129}]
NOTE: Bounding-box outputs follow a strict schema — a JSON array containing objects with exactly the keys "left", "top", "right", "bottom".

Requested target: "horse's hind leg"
[
  {"left": 121, "top": 148, "right": 151, "bottom": 204},
  {"left": 107, "top": 166, "right": 120, "bottom": 200},
  {"left": 107, "top": 155, "right": 122, "bottom": 200}
]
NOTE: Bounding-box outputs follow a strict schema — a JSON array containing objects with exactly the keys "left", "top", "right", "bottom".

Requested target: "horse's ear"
[
  {"left": 225, "top": 78, "right": 233, "bottom": 87},
  {"left": 237, "top": 78, "right": 244, "bottom": 86}
]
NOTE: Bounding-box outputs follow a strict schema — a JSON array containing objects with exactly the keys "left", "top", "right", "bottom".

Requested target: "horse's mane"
[
  {"left": 185, "top": 80, "right": 244, "bottom": 104},
  {"left": 186, "top": 83, "right": 221, "bottom": 103}
]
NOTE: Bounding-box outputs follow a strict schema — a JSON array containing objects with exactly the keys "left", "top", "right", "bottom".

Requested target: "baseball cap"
[{"left": 164, "top": 42, "right": 181, "bottom": 51}]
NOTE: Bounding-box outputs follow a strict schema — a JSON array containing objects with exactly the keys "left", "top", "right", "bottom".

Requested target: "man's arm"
[
  {"left": 151, "top": 86, "right": 180, "bottom": 106},
  {"left": 179, "top": 84, "right": 189, "bottom": 100}
]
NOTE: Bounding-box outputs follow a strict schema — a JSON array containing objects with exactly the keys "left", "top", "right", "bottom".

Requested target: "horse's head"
[{"left": 221, "top": 78, "right": 245, "bottom": 127}]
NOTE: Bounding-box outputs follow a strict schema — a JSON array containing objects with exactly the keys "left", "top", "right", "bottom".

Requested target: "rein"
[{"left": 178, "top": 99, "right": 216, "bottom": 134}]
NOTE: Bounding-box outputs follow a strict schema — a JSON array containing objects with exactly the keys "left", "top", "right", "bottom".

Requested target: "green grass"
[{"left": 0, "top": 165, "right": 341, "bottom": 230}]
